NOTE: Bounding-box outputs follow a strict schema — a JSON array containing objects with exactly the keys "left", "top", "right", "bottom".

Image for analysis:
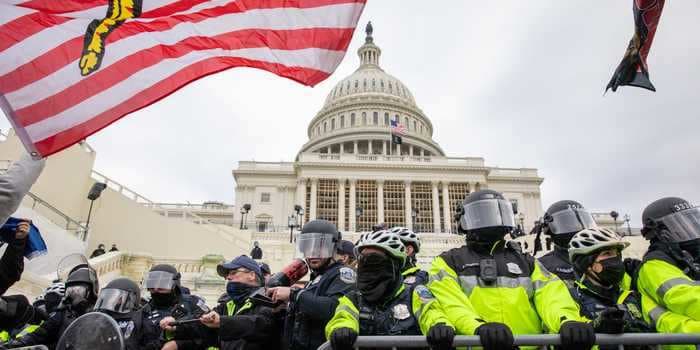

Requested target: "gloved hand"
[
  {"left": 426, "top": 323, "right": 455, "bottom": 350},
  {"left": 330, "top": 327, "right": 357, "bottom": 350},
  {"left": 559, "top": 321, "right": 595, "bottom": 350},
  {"left": 476, "top": 322, "right": 514, "bottom": 350},
  {"left": 592, "top": 307, "right": 625, "bottom": 334}
]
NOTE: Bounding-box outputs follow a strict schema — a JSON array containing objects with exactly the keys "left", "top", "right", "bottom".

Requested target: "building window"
[
  {"left": 316, "top": 126, "right": 320, "bottom": 136},
  {"left": 404, "top": 117, "right": 409, "bottom": 128},
  {"left": 373, "top": 112, "right": 378, "bottom": 125},
  {"left": 413, "top": 120, "right": 417, "bottom": 131},
  {"left": 356, "top": 180, "right": 378, "bottom": 232},
  {"left": 331, "top": 119, "right": 335, "bottom": 130},
  {"left": 344, "top": 182, "right": 350, "bottom": 231},
  {"left": 380, "top": 80, "right": 384, "bottom": 91},
  {"left": 362, "top": 112, "right": 367, "bottom": 125},
  {"left": 384, "top": 113, "right": 390, "bottom": 125},
  {"left": 317, "top": 179, "right": 339, "bottom": 227},
  {"left": 420, "top": 124, "right": 424, "bottom": 134},
  {"left": 389, "top": 82, "right": 393, "bottom": 92},
  {"left": 351, "top": 113, "right": 356, "bottom": 126},
  {"left": 411, "top": 182, "right": 433, "bottom": 233},
  {"left": 340, "top": 115, "right": 345, "bottom": 128},
  {"left": 395, "top": 114, "right": 399, "bottom": 123},
  {"left": 260, "top": 193, "right": 271, "bottom": 203},
  {"left": 354, "top": 80, "right": 358, "bottom": 90},
  {"left": 323, "top": 122, "right": 327, "bottom": 133},
  {"left": 449, "top": 183, "right": 471, "bottom": 232},
  {"left": 363, "top": 79, "right": 367, "bottom": 89},
  {"left": 384, "top": 181, "right": 406, "bottom": 228}
]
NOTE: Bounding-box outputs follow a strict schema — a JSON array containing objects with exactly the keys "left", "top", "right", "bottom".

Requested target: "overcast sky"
[{"left": 2, "top": 1, "right": 699, "bottom": 227}]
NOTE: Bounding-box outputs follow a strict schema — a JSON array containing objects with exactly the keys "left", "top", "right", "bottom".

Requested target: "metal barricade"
[
  {"left": 318, "top": 333, "right": 700, "bottom": 350},
  {"left": 12, "top": 346, "right": 50, "bottom": 350}
]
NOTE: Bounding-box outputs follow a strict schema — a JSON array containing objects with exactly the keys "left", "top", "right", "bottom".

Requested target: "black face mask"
[
  {"left": 226, "top": 282, "right": 259, "bottom": 304},
  {"left": 357, "top": 253, "right": 399, "bottom": 304},
  {"left": 551, "top": 232, "right": 577, "bottom": 249},
  {"left": 150, "top": 291, "right": 177, "bottom": 308},
  {"left": 594, "top": 256, "right": 626, "bottom": 286}
]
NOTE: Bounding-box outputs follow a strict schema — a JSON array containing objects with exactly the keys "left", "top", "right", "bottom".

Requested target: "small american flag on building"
[{"left": 390, "top": 119, "right": 406, "bottom": 136}]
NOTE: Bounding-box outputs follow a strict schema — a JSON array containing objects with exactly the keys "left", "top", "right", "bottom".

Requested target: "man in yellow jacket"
[
  {"left": 428, "top": 189, "right": 595, "bottom": 350},
  {"left": 325, "top": 230, "right": 456, "bottom": 350},
  {"left": 637, "top": 197, "right": 700, "bottom": 349}
]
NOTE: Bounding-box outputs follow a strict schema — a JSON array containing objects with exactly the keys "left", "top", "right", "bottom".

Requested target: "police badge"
[{"left": 392, "top": 304, "right": 411, "bottom": 320}]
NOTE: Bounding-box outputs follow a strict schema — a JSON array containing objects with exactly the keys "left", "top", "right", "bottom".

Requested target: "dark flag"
[
  {"left": 392, "top": 134, "right": 403, "bottom": 145},
  {"left": 606, "top": 0, "right": 665, "bottom": 93}
]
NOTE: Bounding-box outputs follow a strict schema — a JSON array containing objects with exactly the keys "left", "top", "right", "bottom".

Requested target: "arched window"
[
  {"left": 363, "top": 79, "right": 367, "bottom": 90},
  {"left": 405, "top": 117, "right": 409, "bottom": 128},
  {"left": 331, "top": 119, "right": 336, "bottom": 130},
  {"left": 413, "top": 120, "right": 417, "bottom": 131},
  {"left": 420, "top": 124, "right": 424, "bottom": 134},
  {"left": 351, "top": 113, "right": 356, "bottom": 126},
  {"left": 372, "top": 79, "right": 376, "bottom": 89},
  {"left": 317, "top": 126, "right": 320, "bottom": 135},
  {"left": 340, "top": 115, "right": 345, "bottom": 128},
  {"left": 395, "top": 114, "right": 400, "bottom": 124},
  {"left": 389, "top": 82, "right": 393, "bottom": 92},
  {"left": 323, "top": 122, "right": 327, "bottom": 132},
  {"left": 384, "top": 113, "right": 390, "bottom": 125},
  {"left": 380, "top": 80, "right": 384, "bottom": 91},
  {"left": 373, "top": 112, "right": 378, "bottom": 125},
  {"left": 354, "top": 80, "right": 359, "bottom": 89},
  {"left": 362, "top": 112, "right": 367, "bottom": 125}
]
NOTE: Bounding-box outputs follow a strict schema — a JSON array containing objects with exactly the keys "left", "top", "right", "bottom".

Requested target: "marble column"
[
  {"left": 409, "top": 145, "right": 414, "bottom": 156},
  {"left": 349, "top": 180, "right": 357, "bottom": 232},
  {"left": 441, "top": 182, "right": 452, "bottom": 233},
  {"left": 404, "top": 180, "right": 413, "bottom": 230},
  {"left": 431, "top": 181, "right": 441, "bottom": 233},
  {"left": 295, "top": 178, "right": 306, "bottom": 207},
  {"left": 309, "top": 178, "right": 318, "bottom": 220},
  {"left": 338, "top": 180, "right": 346, "bottom": 231},
  {"left": 340, "top": 143, "right": 344, "bottom": 154},
  {"left": 396, "top": 143, "right": 401, "bottom": 155},
  {"left": 377, "top": 180, "right": 385, "bottom": 224},
  {"left": 382, "top": 141, "right": 387, "bottom": 155},
  {"left": 368, "top": 140, "right": 373, "bottom": 155},
  {"left": 353, "top": 141, "right": 358, "bottom": 154}
]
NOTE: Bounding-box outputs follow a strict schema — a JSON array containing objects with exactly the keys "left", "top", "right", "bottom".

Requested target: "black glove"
[
  {"left": 592, "top": 307, "right": 625, "bottom": 334},
  {"left": 559, "top": 321, "right": 595, "bottom": 350},
  {"left": 476, "top": 322, "right": 514, "bottom": 350},
  {"left": 426, "top": 323, "right": 455, "bottom": 350},
  {"left": 330, "top": 327, "right": 357, "bottom": 350}
]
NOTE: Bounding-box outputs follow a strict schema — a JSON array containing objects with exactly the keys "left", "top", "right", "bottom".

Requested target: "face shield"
[
  {"left": 297, "top": 233, "right": 336, "bottom": 258},
  {"left": 657, "top": 207, "right": 700, "bottom": 243},
  {"left": 143, "top": 271, "right": 176, "bottom": 290},
  {"left": 65, "top": 284, "right": 89, "bottom": 300},
  {"left": 94, "top": 288, "right": 138, "bottom": 314},
  {"left": 547, "top": 207, "right": 597, "bottom": 235},
  {"left": 460, "top": 199, "right": 515, "bottom": 231}
]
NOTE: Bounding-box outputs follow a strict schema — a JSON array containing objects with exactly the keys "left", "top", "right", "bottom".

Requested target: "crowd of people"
[{"left": 0, "top": 153, "right": 698, "bottom": 350}]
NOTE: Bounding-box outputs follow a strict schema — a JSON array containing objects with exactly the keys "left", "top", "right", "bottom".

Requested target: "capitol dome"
[{"left": 299, "top": 22, "right": 445, "bottom": 158}]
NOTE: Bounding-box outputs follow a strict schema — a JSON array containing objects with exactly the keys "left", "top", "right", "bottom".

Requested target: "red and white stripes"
[{"left": 0, "top": 0, "right": 366, "bottom": 157}]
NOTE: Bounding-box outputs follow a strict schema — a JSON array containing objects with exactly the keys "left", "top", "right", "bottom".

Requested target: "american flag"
[
  {"left": 390, "top": 119, "right": 406, "bottom": 136},
  {"left": 0, "top": 0, "right": 366, "bottom": 157}
]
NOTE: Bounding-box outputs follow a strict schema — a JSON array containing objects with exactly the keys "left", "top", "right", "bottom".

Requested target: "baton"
[{"left": 170, "top": 319, "right": 202, "bottom": 326}]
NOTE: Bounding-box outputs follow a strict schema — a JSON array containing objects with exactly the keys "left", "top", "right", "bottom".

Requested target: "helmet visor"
[
  {"left": 94, "top": 288, "right": 137, "bottom": 314},
  {"left": 143, "top": 271, "right": 175, "bottom": 290},
  {"left": 460, "top": 199, "right": 515, "bottom": 231},
  {"left": 659, "top": 207, "right": 700, "bottom": 243},
  {"left": 65, "top": 284, "right": 89, "bottom": 300},
  {"left": 548, "top": 208, "right": 597, "bottom": 235},
  {"left": 297, "top": 233, "right": 336, "bottom": 258}
]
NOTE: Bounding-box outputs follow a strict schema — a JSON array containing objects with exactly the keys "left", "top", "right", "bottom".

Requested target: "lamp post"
[
  {"left": 355, "top": 206, "right": 363, "bottom": 232},
  {"left": 518, "top": 212, "right": 525, "bottom": 237},
  {"left": 610, "top": 210, "right": 619, "bottom": 234},
  {"left": 288, "top": 214, "right": 296, "bottom": 243},
  {"left": 85, "top": 182, "right": 107, "bottom": 241},
  {"left": 294, "top": 205, "right": 304, "bottom": 228},
  {"left": 624, "top": 214, "right": 632, "bottom": 236},
  {"left": 411, "top": 208, "right": 419, "bottom": 232},
  {"left": 239, "top": 203, "right": 251, "bottom": 229}
]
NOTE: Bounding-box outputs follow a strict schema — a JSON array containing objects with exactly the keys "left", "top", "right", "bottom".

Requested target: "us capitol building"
[{"left": 234, "top": 24, "right": 545, "bottom": 235}]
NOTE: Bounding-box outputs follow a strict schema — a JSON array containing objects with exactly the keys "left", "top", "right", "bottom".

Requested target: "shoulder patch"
[
  {"left": 506, "top": 262, "right": 523, "bottom": 275},
  {"left": 414, "top": 285, "right": 435, "bottom": 302},
  {"left": 196, "top": 298, "right": 210, "bottom": 313},
  {"left": 339, "top": 267, "right": 356, "bottom": 284}
]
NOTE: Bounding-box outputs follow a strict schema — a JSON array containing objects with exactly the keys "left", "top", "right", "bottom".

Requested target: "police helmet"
[
  {"left": 297, "top": 219, "right": 341, "bottom": 258},
  {"left": 642, "top": 197, "right": 700, "bottom": 243},
  {"left": 94, "top": 277, "right": 141, "bottom": 314},
  {"left": 143, "top": 264, "right": 181, "bottom": 291}
]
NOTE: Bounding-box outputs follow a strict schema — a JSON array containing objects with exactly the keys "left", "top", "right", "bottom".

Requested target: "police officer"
[
  {"left": 537, "top": 200, "right": 598, "bottom": 284},
  {"left": 390, "top": 227, "right": 429, "bottom": 286},
  {"left": 326, "top": 230, "right": 455, "bottom": 350},
  {"left": 636, "top": 197, "right": 700, "bottom": 339},
  {"left": 428, "top": 190, "right": 594, "bottom": 350},
  {"left": 336, "top": 240, "right": 357, "bottom": 268},
  {"left": 0, "top": 220, "right": 30, "bottom": 295},
  {"left": 142, "top": 264, "right": 209, "bottom": 344},
  {"left": 267, "top": 219, "right": 356, "bottom": 350},
  {"left": 568, "top": 228, "right": 651, "bottom": 338},
  {"left": 94, "top": 277, "right": 162, "bottom": 349},
  {"left": 7, "top": 265, "right": 99, "bottom": 349}
]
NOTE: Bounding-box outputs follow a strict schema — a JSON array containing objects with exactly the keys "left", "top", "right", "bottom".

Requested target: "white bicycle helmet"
[
  {"left": 390, "top": 227, "right": 421, "bottom": 253},
  {"left": 568, "top": 227, "right": 630, "bottom": 261},
  {"left": 355, "top": 229, "right": 406, "bottom": 265}
]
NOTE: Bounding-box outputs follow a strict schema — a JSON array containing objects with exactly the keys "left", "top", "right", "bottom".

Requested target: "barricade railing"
[{"left": 317, "top": 334, "right": 700, "bottom": 350}]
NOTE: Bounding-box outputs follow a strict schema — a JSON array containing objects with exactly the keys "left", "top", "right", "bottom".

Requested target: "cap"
[{"left": 217, "top": 255, "right": 262, "bottom": 280}]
